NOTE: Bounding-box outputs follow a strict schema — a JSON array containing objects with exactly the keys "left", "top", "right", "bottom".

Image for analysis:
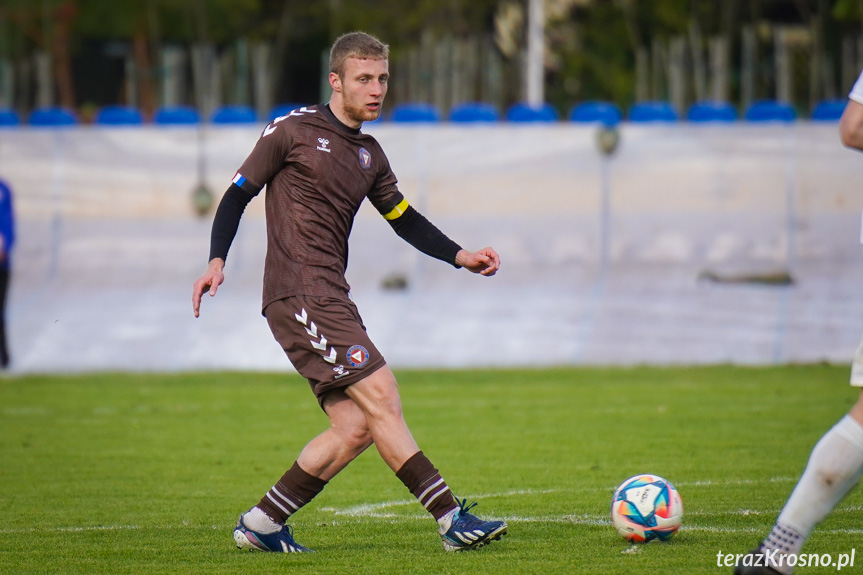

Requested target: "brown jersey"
[{"left": 232, "top": 104, "right": 404, "bottom": 309}]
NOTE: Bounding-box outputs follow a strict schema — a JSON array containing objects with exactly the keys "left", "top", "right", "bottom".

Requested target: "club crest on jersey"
[
  {"left": 358, "top": 147, "right": 372, "bottom": 169},
  {"left": 346, "top": 345, "right": 370, "bottom": 368}
]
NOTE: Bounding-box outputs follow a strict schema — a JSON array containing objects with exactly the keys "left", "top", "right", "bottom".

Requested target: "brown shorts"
[{"left": 264, "top": 295, "right": 387, "bottom": 407}]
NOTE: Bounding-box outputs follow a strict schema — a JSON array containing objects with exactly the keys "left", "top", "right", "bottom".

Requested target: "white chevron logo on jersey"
[
  {"left": 273, "top": 107, "right": 316, "bottom": 122},
  {"left": 289, "top": 106, "right": 316, "bottom": 116},
  {"left": 294, "top": 307, "right": 337, "bottom": 364},
  {"left": 264, "top": 107, "right": 316, "bottom": 137}
]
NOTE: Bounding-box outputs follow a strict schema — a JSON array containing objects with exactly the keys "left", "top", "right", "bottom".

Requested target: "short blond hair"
[{"left": 329, "top": 32, "right": 389, "bottom": 78}]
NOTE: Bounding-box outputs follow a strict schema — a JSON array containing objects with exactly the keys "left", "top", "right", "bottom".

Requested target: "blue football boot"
[
  {"left": 233, "top": 515, "right": 313, "bottom": 553},
  {"left": 440, "top": 498, "right": 508, "bottom": 552}
]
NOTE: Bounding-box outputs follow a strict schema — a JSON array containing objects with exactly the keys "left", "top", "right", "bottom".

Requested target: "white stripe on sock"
[
  {"left": 265, "top": 492, "right": 293, "bottom": 516},
  {"left": 270, "top": 487, "right": 300, "bottom": 510},
  {"left": 423, "top": 486, "right": 451, "bottom": 509},
  {"left": 418, "top": 478, "right": 445, "bottom": 504}
]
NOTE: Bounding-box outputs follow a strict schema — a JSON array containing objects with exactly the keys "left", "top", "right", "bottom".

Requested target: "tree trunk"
[
  {"left": 133, "top": 26, "right": 156, "bottom": 118},
  {"left": 51, "top": 1, "right": 76, "bottom": 111}
]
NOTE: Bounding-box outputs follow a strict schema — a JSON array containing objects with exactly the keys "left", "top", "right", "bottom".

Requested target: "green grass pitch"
[{"left": 1, "top": 365, "right": 861, "bottom": 574}]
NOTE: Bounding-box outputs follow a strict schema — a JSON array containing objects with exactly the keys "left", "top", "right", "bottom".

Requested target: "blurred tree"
[
  {"left": 832, "top": 0, "right": 863, "bottom": 21},
  {"left": 0, "top": 0, "right": 266, "bottom": 114},
  {"left": 1, "top": 0, "right": 77, "bottom": 109},
  {"left": 546, "top": 0, "right": 746, "bottom": 112},
  {"left": 1, "top": 0, "right": 860, "bottom": 114},
  {"left": 72, "top": 0, "right": 261, "bottom": 114},
  {"left": 327, "top": 0, "right": 500, "bottom": 44},
  {"left": 252, "top": 0, "right": 501, "bottom": 106},
  {"left": 53, "top": 1, "right": 77, "bottom": 110}
]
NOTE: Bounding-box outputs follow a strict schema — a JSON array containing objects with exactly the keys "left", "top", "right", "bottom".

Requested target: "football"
[{"left": 610, "top": 474, "right": 683, "bottom": 542}]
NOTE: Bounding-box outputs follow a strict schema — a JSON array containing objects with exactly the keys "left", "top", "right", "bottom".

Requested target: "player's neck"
[
  {"left": 323, "top": 103, "right": 362, "bottom": 136},
  {"left": 327, "top": 98, "right": 362, "bottom": 129}
]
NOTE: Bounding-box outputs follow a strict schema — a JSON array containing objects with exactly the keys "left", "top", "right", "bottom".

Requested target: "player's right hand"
[
  {"left": 455, "top": 247, "right": 501, "bottom": 277},
  {"left": 192, "top": 258, "right": 225, "bottom": 318}
]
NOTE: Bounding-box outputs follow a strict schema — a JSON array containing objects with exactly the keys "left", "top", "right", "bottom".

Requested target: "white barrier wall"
[{"left": 1, "top": 123, "right": 862, "bottom": 373}]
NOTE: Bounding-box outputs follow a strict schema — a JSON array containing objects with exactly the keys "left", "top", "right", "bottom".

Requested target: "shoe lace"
[{"left": 455, "top": 497, "right": 479, "bottom": 517}]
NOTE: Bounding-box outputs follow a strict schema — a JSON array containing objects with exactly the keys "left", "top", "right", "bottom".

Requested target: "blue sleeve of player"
[{"left": 0, "top": 179, "right": 14, "bottom": 256}]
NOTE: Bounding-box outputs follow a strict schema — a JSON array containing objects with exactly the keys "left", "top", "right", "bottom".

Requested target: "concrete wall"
[{"left": 1, "top": 122, "right": 862, "bottom": 373}]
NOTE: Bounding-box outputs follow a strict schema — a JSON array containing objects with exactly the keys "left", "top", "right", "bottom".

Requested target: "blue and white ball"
[{"left": 611, "top": 474, "right": 683, "bottom": 542}]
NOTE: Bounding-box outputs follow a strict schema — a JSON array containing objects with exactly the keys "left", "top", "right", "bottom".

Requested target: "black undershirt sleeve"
[
  {"left": 387, "top": 205, "right": 463, "bottom": 268},
  {"left": 208, "top": 184, "right": 254, "bottom": 263}
]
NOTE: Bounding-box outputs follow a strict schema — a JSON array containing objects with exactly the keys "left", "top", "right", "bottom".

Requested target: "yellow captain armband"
[{"left": 383, "top": 198, "right": 410, "bottom": 220}]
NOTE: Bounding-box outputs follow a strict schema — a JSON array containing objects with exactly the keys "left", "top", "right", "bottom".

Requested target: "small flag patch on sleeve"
[{"left": 232, "top": 172, "right": 247, "bottom": 187}]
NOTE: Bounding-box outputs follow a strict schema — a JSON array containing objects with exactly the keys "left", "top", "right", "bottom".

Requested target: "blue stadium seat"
[
  {"left": 94, "top": 105, "right": 143, "bottom": 126},
  {"left": 153, "top": 106, "right": 200, "bottom": 125},
  {"left": 686, "top": 101, "right": 737, "bottom": 123},
  {"left": 268, "top": 103, "right": 310, "bottom": 121},
  {"left": 28, "top": 107, "right": 78, "bottom": 127},
  {"left": 211, "top": 105, "right": 257, "bottom": 124},
  {"left": 506, "top": 102, "right": 558, "bottom": 123},
  {"left": 569, "top": 101, "right": 622, "bottom": 126},
  {"left": 0, "top": 108, "right": 20, "bottom": 128},
  {"left": 390, "top": 102, "right": 441, "bottom": 123},
  {"left": 628, "top": 101, "right": 678, "bottom": 123},
  {"left": 810, "top": 99, "right": 847, "bottom": 121},
  {"left": 449, "top": 102, "right": 499, "bottom": 123},
  {"left": 744, "top": 100, "right": 796, "bottom": 123}
]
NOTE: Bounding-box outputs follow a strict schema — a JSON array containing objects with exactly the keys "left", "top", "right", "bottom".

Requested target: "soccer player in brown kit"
[{"left": 192, "top": 31, "right": 507, "bottom": 553}]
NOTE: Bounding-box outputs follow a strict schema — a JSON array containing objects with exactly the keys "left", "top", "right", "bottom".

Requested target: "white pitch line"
[
  {"left": 319, "top": 488, "right": 558, "bottom": 517},
  {"left": 318, "top": 477, "right": 801, "bottom": 519},
  {"left": 3, "top": 478, "right": 859, "bottom": 536},
  {"left": 317, "top": 477, "right": 799, "bottom": 519},
  {"left": 3, "top": 516, "right": 862, "bottom": 536},
  {"left": 673, "top": 476, "right": 797, "bottom": 488},
  {"left": 0, "top": 523, "right": 222, "bottom": 534},
  {"left": 314, "top": 514, "right": 863, "bottom": 536}
]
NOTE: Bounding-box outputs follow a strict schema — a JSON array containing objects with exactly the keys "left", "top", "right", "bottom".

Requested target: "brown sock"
[
  {"left": 256, "top": 461, "right": 328, "bottom": 524},
  {"left": 395, "top": 451, "right": 458, "bottom": 521}
]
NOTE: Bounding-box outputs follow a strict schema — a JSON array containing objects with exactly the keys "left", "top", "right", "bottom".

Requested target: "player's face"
[{"left": 331, "top": 57, "right": 389, "bottom": 127}]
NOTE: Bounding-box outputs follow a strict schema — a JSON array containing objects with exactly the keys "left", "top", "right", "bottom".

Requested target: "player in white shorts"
[{"left": 733, "top": 70, "right": 863, "bottom": 575}]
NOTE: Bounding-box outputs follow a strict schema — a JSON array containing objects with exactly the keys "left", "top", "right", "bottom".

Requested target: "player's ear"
[{"left": 329, "top": 72, "right": 342, "bottom": 93}]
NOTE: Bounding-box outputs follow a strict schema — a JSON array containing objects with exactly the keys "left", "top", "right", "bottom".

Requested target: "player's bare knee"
[
  {"left": 361, "top": 393, "right": 404, "bottom": 424},
  {"left": 347, "top": 370, "right": 404, "bottom": 421},
  {"left": 380, "top": 398, "right": 405, "bottom": 423},
  {"left": 365, "top": 383, "right": 404, "bottom": 421},
  {"left": 343, "top": 425, "right": 373, "bottom": 454}
]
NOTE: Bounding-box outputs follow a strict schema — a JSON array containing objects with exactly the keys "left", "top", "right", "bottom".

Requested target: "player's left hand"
[
  {"left": 192, "top": 258, "right": 225, "bottom": 318},
  {"left": 456, "top": 247, "right": 500, "bottom": 277}
]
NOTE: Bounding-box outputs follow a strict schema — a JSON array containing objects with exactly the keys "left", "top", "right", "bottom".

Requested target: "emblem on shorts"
[
  {"left": 346, "top": 345, "right": 370, "bottom": 368},
  {"left": 358, "top": 147, "right": 371, "bottom": 169}
]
